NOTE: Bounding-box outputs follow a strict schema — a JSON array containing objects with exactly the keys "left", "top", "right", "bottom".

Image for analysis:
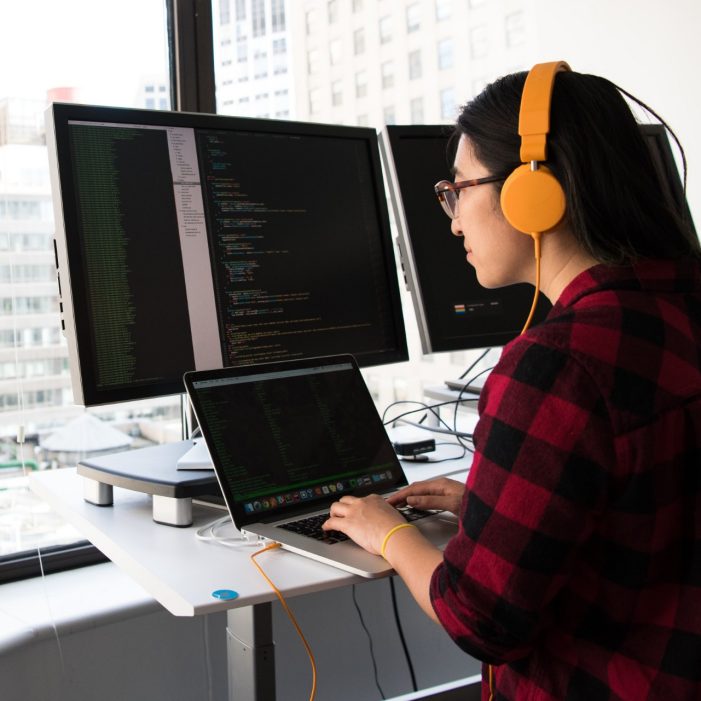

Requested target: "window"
[
  {"left": 440, "top": 87, "right": 456, "bottom": 119},
  {"left": 328, "top": 0, "right": 339, "bottom": 24},
  {"left": 383, "top": 106, "right": 396, "bottom": 125},
  {"left": 505, "top": 11, "right": 526, "bottom": 47},
  {"left": 309, "top": 87, "right": 322, "bottom": 114},
  {"left": 252, "top": 0, "right": 266, "bottom": 37},
  {"left": 220, "top": 0, "right": 231, "bottom": 25},
  {"left": 410, "top": 97, "right": 424, "bottom": 123},
  {"left": 355, "top": 70, "right": 368, "bottom": 99},
  {"left": 354, "top": 28, "right": 365, "bottom": 56},
  {"left": 329, "top": 39, "right": 342, "bottom": 65},
  {"left": 379, "top": 15, "right": 392, "bottom": 44},
  {"left": 381, "top": 61, "right": 394, "bottom": 90},
  {"left": 408, "top": 49, "right": 422, "bottom": 80},
  {"left": 271, "top": 0, "right": 285, "bottom": 32},
  {"left": 306, "top": 8, "right": 318, "bottom": 35},
  {"left": 235, "top": 0, "right": 246, "bottom": 20},
  {"left": 406, "top": 3, "right": 421, "bottom": 33},
  {"left": 469, "top": 25, "right": 488, "bottom": 58},
  {"left": 435, "top": 0, "right": 452, "bottom": 21},
  {"left": 331, "top": 79, "right": 343, "bottom": 107},
  {"left": 237, "top": 41, "right": 248, "bottom": 63},
  {"left": 0, "top": 0, "right": 174, "bottom": 579},
  {"left": 253, "top": 49, "right": 267, "bottom": 78},
  {"left": 437, "top": 38, "right": 453, "bottom": 70},
  {"left": 307, "top": 48, "right": 320, "bottom": 75}
]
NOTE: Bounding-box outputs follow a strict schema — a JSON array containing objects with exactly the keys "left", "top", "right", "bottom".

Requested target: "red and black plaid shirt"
[{"left": 430, "top": 258, "right": 701, "bottom": 700}]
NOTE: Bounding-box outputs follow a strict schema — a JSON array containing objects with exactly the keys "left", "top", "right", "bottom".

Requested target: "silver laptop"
[{"left": 183, "top": 354, "right": 458, "bottom": 577}]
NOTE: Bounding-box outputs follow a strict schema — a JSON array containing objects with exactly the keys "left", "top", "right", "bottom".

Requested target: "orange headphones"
[{"left": 500, "top": 60, "right": 570, "bottom": 333}]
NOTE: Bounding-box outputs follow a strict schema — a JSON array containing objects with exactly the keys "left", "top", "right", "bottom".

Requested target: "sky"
[{"left": 0, "top": 0, "right": 170, "bottom": 105}]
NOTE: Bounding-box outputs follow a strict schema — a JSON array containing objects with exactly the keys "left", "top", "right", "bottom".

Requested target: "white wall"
[{"left": 526, "top": 0, "right": 701, "bottom": 226}]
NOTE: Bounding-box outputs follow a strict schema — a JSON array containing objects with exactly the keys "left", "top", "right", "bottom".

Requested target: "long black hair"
[{"left": 454, "top": 70, "right": 700, "bottom": 264}]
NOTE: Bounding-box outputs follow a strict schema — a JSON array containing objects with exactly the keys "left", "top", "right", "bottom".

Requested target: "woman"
[{"left": 323, "top": 63, "right": 701, "bottom": 700}]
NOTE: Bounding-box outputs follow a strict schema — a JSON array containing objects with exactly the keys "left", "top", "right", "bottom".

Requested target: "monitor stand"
[{"left": 77, "top": 440, "right": 221, "bottom": 527}]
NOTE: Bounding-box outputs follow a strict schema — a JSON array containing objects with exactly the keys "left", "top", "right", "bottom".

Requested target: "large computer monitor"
[
  {"left": 47, "top": 104, "right": 408, "bottom": 407},
  {"left": 380, "top": 123, "right": 695, "bottom": 355}
]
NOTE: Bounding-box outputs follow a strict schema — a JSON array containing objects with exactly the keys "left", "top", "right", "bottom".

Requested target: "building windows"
[
  {"left": 435, "top": 0, "right": 452, "bottom": 21},
  {"left": 379, "top": 15, "right": 392, "bottom": 44},
  {"left": 309, "top": 88, "right": 321, "bottom": 114},
  {"left": 251, "top": 0, "right": 266, "bottom": 37},
  {"left": 220, "top": 0, "right": 231, "bottom": 25},
  {"left": 329, "top": 39, "right": 342, "bottom": 65},
  {"left": 406, "top": 3, "right": 421, "bottom": 33},
  {"left": 408, "top": 49, "right": 422, "bottom": 80},
  {"left": 355, "top": 70, "right": 368, "bottom": 99},
  {"left": 271, "top": 0, "right": 286, "bottom": 32},
  {"left": 440, "top": 87, "right": 456, "bottom": 119},
  {"left": 272, "top": 38, "right": 287, "bottom": 74},
  {"left": 505, "top": 11, "right": 526, "bottom": 47},
  {"left": 469, "top": 25, "right": 488, "bottom": 58},
  {"left": 327, "top": 0, "right": 339, "bottom": 23},
  {"left": 331, "top": 79, "right": 343, "bottom": 106},
  {"left": 235, "top": 0, "right": 246, "bottom": 20},
  {"left": 381, "top": 61, "right": 394, "bottom": 90},
  {"left": 410, "top": 97, "right": 424, "bottom": 124},
  {"left": 307, "top": 48, "right": 320, "bottom": 74},
  {"left": 306, "top": 9, "right": 318, "bottom": 35},
  {"left": 383, "top": 106, "right": 396, "bottom": 126},
  {"left": 253, "top": 50, "right": 267, "bottom": 78},
  {"left": 237, "top": 42, "right": 248, "bottom": 63},
  {"left": 437, "top": 38, "right": 454, "bottom": 70},
  {"left": 354, "top": 28, "right": 365, "bottom": 56}
]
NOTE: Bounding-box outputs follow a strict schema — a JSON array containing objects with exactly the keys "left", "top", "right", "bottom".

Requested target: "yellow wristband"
[{"left": 380, "top": 523, "right": 416, "bottom": 559}]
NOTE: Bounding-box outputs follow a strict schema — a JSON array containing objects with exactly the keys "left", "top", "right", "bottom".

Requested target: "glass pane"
[{"left": 0, "top": 0, "right": 174, "bottom": 558}]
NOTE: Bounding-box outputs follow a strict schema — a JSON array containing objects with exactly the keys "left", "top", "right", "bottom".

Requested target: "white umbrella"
[{"left": 40, "top": 413, "right": 133, "bottom": 453}]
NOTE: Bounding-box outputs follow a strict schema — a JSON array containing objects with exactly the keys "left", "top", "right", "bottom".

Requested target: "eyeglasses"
[{"left": 433, "top": 175, "right": 506, "bottom": 219}]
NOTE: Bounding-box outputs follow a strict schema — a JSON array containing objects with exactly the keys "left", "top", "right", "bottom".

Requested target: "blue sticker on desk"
[{"left": 212, "top": 589, "right": 239, "bottom": 601}]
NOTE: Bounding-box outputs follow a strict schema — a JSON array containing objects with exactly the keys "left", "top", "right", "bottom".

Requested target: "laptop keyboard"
[{"left": 278, "top": 506, "right": 434, "bottom": 545}]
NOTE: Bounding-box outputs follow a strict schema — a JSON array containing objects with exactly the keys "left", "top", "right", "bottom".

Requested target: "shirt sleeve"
[{"left": 429, "top": 336, "right": 614, "bottom": 664}]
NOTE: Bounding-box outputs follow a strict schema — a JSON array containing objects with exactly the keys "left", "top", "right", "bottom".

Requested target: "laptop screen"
[{"left": 184, "top": 355, "right": 407, "bottom": 527}]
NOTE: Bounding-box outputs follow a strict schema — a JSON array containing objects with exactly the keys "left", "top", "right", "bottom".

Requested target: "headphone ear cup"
[{"left": 500, "top": 164, "right": 566, "bottom": 235}]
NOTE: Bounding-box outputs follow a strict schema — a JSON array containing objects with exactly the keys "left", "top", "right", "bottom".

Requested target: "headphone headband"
[{"left": 519, "top": 61, "right": 571, "bottom": 163}]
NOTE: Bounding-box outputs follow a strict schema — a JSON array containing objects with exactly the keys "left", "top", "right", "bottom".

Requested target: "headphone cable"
[{"left": 520, "top": 232, "right": 542, "bottom": 334}]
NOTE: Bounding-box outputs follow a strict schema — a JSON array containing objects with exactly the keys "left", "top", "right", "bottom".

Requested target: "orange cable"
[
  {"left": 520, "top": 232, "right": 542, "bottom": 335},
  {"left": 250, "top": 542, "right": 317, "bottom": 701}
]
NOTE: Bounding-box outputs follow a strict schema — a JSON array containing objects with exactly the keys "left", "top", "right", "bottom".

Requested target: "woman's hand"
[
  {"left": 386, "top": 477, "right": 465, "bottom": 517},
  {"left": 322, "top": 494, "right": 406, "bottom": 555}
]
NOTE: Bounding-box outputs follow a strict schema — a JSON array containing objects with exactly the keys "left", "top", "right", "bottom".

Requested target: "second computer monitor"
[{"left": 381, "top": 124, "right": 550, "bottom": 355}]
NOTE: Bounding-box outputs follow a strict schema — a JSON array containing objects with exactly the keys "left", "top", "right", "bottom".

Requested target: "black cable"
[
  {"left": 352, "top": 584, "right": 386, "bottom": 700},
  {"left": 389, "top": 576, "right": 418, "bottom": 692},
  {"left": 458, "top": 347, "right": 491, "bottom": 380}
]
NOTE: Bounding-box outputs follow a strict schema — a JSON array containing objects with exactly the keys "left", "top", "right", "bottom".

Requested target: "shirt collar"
[{"left": 553, "top": 257, "right": 701, "bottom": 311}]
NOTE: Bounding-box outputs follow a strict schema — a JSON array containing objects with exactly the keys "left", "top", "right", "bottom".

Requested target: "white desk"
[{"left": 30, "top": 457, "right": 470, "bottom": 700}]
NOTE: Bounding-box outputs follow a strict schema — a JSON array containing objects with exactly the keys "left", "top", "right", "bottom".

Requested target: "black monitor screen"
[
  {"left": 381, "top": 123, "right": 694, "bottom": 355},
  {"left": 47, "top": 104, "right": 407, "bottom": 406}
]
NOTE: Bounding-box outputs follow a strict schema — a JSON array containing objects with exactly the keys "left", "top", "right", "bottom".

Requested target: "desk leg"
[{"left": 226, "top": 603, "right": 275, "bottom": 701}]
